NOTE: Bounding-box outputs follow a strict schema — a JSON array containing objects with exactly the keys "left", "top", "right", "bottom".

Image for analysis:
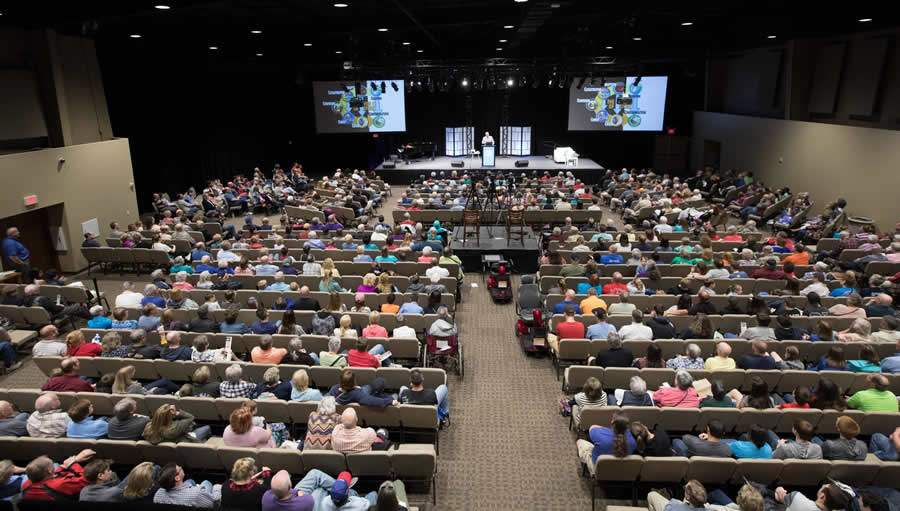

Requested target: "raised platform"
[
  {"left": 375, "top": 155, "right": 605, "bottom": 184},
  {"left": 450, "top": 225, "right": 540, "bottom": 274}
]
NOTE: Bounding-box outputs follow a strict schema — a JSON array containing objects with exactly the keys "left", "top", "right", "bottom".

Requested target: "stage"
[
  {"left": 450, "top": 225, "right": 541, "bottom": 274},
  {"left": 374, "top": 155, "right": 605, "bottom": 185}
]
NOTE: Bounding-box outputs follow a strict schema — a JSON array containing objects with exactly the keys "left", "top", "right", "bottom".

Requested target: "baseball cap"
[
  {"left": 330, "top": 471, "right": 357, "bottom": 503},
  {"left": 888, "top": 272, "right": 900, "bottom": 283}
]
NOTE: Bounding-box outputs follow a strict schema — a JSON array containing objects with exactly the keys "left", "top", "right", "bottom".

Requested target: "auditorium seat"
[
  {"left": 827, "top": 459, "right": 881, "bottom": 486},
  {"left": 639, "top": 456, "right": 688, "bottom": 483},
  {"left": 684, "top": 456, "right": 736, "bottom": 484},
  {"left": 730, "top": 458, "right": 783, "bottom": 484},
  {"left": 778, "top": 459, "right": 833, "bottom": 486}
]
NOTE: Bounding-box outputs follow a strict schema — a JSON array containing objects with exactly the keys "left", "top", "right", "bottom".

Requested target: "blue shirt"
[
  {"left": 252, "top": 321, "right": 278, "bottom": 335},
  {"left": 375, "top": 256, "right": 399, "bottom": 263},
  {"left": 265, "top": 282, "right": 291, "bottom": 291},
  {"left": 589, "top": 427, "right": 636, "bottom": 464},
  {"left": 191, "top": 250, "right": 212, "bottom": 261},
  {"left": 399, "top": 302, "right": 424, "bottom": 314},
  {"left": 141, "top": 296, "right": 166, "bottom": 308},
  {"left": 586, "top": 323, "right": 617, "bottom": 340},
  {"left": 879, "top": 354, "right": 900, "bottom": 374},
  {"left": 255, "top": 264, "right": 279, "bottom": 276},
  {"left": 729, "top": 441, "right": 773, "bottom": 459},
  {"left": 576, "top": 283, "right": 603, "bottom": 295},
  {"left": 138, "top": 315, "right": 162, "bottom": 331},
  {"left": 221, "top": 322, "right": 251, "bottom": 334},
  {"left": 600, "top": 255, "right": 624, "bottom": 264},
  {"left": 353, "top": 255, "right": 373, "bottom": 262},
  {"left": 111, "top": 320, "right": 139, "bottom": 330},
  {"left": 1, "top": 237, "right": 29, "bottom": 261},
  {"left": 67, "top": 417, "right": 109, "bottom": 439},
  {"left": 552, "top": 301, "right": 582, "bottom": 315},
  {"left": 829, "top": 287, "right": 854, "bottom": 297},
  {"left": 87, "top": 317, "right": 112, "bottom": 329}
]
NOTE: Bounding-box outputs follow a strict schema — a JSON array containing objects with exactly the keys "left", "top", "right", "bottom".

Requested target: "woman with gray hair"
[
  {"left": 283, "top": 336, "right": 319, "bottom": 365},
  {"left": 254, "top": 366, "right": 292, "bottom": 400},
  {"left": 219, "top": 364, "right": 256, "bottom": 398},
  {"left": 427, "top": 305, "right": 458, "bottom": 337},
  {"left": 304, "top": 396, "right": 339, "bottom": 449},
  {"left": 615, "top": 376, "right": 654, "bottom": 406},
  {"left": 318, "top": 336, "right": 347, "bottom": 368},
  {"left": 87, "top": 305, "right": 112, "bottom": 329},
  {"left": 652, "top": 369, "right": 700, "bottom": 407}
]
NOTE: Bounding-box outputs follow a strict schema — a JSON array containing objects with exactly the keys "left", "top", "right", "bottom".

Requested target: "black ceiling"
[{"left": 3, "top": 0, "right": 896, "bottom": 78}]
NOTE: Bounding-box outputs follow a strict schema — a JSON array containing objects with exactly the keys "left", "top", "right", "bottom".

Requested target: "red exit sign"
[{"left": 24, "top": 195, "right": 38, "bottom": 206}]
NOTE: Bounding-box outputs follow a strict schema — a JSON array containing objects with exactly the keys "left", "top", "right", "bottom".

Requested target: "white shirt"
[
  {"left": 152, "top": 242, "right": 172, "bottom": 252},
  {"left": 482, "top": 135, "right": 494, "bottom": 145},
  {"left": 425, "top": 266, "right": 449, "bottom": 280},
  {"left": 618, "top": 322, "right": 653, "bottom": 340},
  {"left": 393, "top": 326, "right": 418, "bottom": 339},
  {"left": 800, "top": 282, "right": 829, "bottom": 296},
  {"left": 115, "top": 290, "right": 144, "bottom": 308},
  {"left": 370, "top": 232, "right": 388, "bottom": 242},
  {"left": 653, "top": 224, "right": 673, "bottom": 234}
]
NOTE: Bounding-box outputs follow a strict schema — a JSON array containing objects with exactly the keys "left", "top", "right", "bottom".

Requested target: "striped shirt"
[
  {"left": 573, "top": 391, "right": 608, "bottom": 427},
  {"left": 304, "top": 412, "right": 339, "bottom": 450},
  {"left": 331, "top": 424, "right": 377, "bottom": 454},
  {"left": 154, "top": 483, "right": 221, "bottom": 508}
]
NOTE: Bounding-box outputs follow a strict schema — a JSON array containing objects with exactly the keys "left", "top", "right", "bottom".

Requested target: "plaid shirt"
[
  {"left": 154, "top": 482, "right": 221, "bottom": 508},
  {"left": 331, "top": 424, "right": 377, "bottom": 454},
  {"left": 26, "top": 410, "right": 71, "bottom": 437},
  {"left": 219, "top": 381, "right": 256, "bottom": 398}
]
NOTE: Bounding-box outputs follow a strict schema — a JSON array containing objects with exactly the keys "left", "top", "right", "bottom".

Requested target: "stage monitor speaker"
[
  {"left": 383, "top": 162, "right": 396, "bottom": 169},
  {"left": 515, "top": 160, "right": 529, "bottom": 167},
  {"left": 451, "top": 161, "right": 464, "bottom": 168}
]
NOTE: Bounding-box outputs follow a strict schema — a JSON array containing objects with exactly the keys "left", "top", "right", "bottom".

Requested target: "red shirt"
[
  {"left": 41, "top": 374, "right": 94, "bottom": 393},
  {"left": 750, "top": 268, "right": 788, "bottom": 280},
  {"left": 67, "top": 342, "right": 102, "bottom": 357},
  {"left": 602, "top": 283, "right": 628, "bottom": 295},
  {"left": 21, "top": 464, "right": 89, "bottom": 500},
  {"left": 348, "top": 349, "right": 381, "bottom": 368},
  {"left": 777, "top": 402, "right": 810, "bottom": 410},
  {"left": 721, "top": 235, "right": 743, "bottom": 242},
  {"left": 557, "top": 321, "right": 586, "bottom": 340}
]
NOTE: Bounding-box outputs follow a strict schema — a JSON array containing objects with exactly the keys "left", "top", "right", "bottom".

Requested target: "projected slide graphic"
[
  {"left": 313, "top": 81, "right": 406, "bottom": 133},
  {"left": 567, "top": 76, "right": 668, "bottom": 131}
]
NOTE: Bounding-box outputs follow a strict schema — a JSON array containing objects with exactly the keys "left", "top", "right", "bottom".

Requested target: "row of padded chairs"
[
  {"left": 547, "top": 314, "right": 884, "bottom": 336},
  {"left": 390, "top": 208, "right": 602, "bottom": 224},
  {"left": 200, "top": 255, "right": 460, "bottom": 276},
  {"left": 562, "top": 364, "right": 900, "bottom": 395},
  {"left": 585, "top": 455, "right": 899, "bottom": 502},
  {"left": 0, "top": 305, "right": 74, "bottom": 332},
  {"left": 80, "top": 328, "right": 425, "bottom": 360},
  {"left": 31, "top": 355, "right": 447, "bottom": 389},
  {"left": 543, "top": 292, "right": 851, "bottom": 313},
  {"left": 0, "top": 388, "right": 441, "bottom": 438},
  {"left": 573, "top": 403, "right": 900, "bottom": 437},
  {"left": 539, "top": 276, "right": 820, "bottom": 294},
  {"left": 557, "top": 339, "right": 900, "bottom": 380},
  {"left": 0, "top": 436, "right": 438, "bottom": 502},
  {"left": 181, "top": 273, "right": 459, "bottom": 298}
]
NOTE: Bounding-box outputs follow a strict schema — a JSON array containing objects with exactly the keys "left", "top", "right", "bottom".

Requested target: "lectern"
[{"left": 481, "top": 144, "right": 495, "bottom": 167}]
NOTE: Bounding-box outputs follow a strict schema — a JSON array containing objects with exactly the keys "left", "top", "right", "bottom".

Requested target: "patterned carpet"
[{"left": 0, "top": 185, "right": 635, "bottom": 510}]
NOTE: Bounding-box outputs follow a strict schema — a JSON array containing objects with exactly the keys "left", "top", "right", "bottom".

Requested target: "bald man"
[
  {"left": 705, "top": 342, "right": 736, "bottom": 371},
  {"left": 26, "top": 393, "right": 70, "bottom": 437},
  {"left": 32, "top": 325, "right": 66, "bottom": 358},
  {"left": 864, "top": 293, "right": 896, "bottom": 317},
  {"left": 847, "top": 374, "right": 898, "bottom": 412},
  {"left": 331, "top": 408, "right": 381, "bottom": 454},
  {"left": 41, "top": 357, "right": 94, "bottom": 392},
  {"left": 0, "top": 400, "right": 29, "bottom": 436},
  {"left": 261, "top": 470, "right": 315, "bottom": 511}
]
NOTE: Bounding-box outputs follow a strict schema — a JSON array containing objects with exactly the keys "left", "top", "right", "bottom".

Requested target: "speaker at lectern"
[{"left": 481, "top": 144, "right": 495, "bottom": 167}]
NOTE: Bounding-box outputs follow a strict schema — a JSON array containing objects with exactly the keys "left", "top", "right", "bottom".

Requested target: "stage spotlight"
[
  {"left": 380, "top": 81, "right": 386, "bottom": 93},
  {"left": 461, "top": 78, "right": 469, "bottom": 87},
  {"left": 391, "top": 81, "right": 399, "bottom": 91},
  {"left": 507, "top": 77, "right": 514, "bottom": 87}
]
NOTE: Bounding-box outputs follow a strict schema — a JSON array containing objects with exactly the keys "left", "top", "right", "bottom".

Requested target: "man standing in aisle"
[{"left": 2, "top": 227, "right": 31, "bottom": 283}]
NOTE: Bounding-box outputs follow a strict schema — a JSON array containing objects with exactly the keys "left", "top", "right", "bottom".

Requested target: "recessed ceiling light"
[
  {"left": 416, "top": 49, "right": 423, "bottom": 53},
  {"left": 633, "top": 37, "right": 642, "bottom": 41},
  {"left": 256, "top": 53, "right": 263, "bottom": 56},
  {"left": 209, "top": 46, "right": 218, "bottom": 50},
  {"left": 858, "top": 18, "right": 872, "bottom": 22},
  {"left": 767, "top": 35, "right": 776, "bottom": 39},
  {"left": 507, "top": 78, "right": 514, "bottom": 86},
  {"left": 496, "top": 47, "right": 503, "bottom": 51},
  {"left": 303, "top": 43, "right": 312, "bottom": 47},
  {"left": 499, "top": 39, "right": 507, "bottom": 42},
  {"left": 334, "top": 2, "right": 348, "bottom": 7},
  {"left": 606, "top": 46, "right": 614, "bottom": 49},
  {"left": 335, "top": 50, "right": 342, "bottom": 54},
  {"left": 462, "top": 79, "right": 469, "bottom": 86},
  {"left": 378, "top": 27, "right": 388, "bottom": 32},
  {"left": 681, "top": 21, "right": 693, "bottom": 26},
  {"left": 514, "top": 0, "right": 528, "bottom": 2},
  {"left": 504, "top": 25, "right": 514, "bottom": 29},
  {"left": 130, "top": 34, "right": 142, "bottom": 38},
  {"left": 154, "top": 4, "right": 170, "bottom": 9},
  {"left": 251, "top": 30, "right": 262, "bottom": 34}
]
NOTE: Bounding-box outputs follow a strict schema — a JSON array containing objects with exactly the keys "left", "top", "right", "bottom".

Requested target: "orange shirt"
[
  {"left": 381, "top": 303, "right": 400, "bottom": 314},
  {"left": 251, "top": 346, "right": 287, "bottom": 364},
  {"left": 782, "top": 251, "right": 809, "bottom": 266},
  {"left": 580, "top": 296, "right": 608, "bottom": 314}
]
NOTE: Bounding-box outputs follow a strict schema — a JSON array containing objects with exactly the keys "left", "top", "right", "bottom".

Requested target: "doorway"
[{"left": 0, "top": 205, "right": 62, "bottom": 277}]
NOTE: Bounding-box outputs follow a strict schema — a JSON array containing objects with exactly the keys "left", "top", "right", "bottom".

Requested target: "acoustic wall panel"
[
  {"left": 840, "top": 37, "right": 889, "bottom": 117},
  {"left": 807, "top": 43, "right": 847, "bottom": 114}
]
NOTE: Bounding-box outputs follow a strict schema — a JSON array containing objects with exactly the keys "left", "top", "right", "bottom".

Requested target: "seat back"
[
  {"left": 779, "top": 459, "right": 832, "bottom": 486},
  {"left": 685, "top": 456, "right": 736, "bottom": 484},
  {"left": 730, "top": 459, "right": 784, "bottom": 484},
  {"left": 639, "top": 456, "right": 689, "bottom": 483},
  {"left": 592, "top": 455, "right": 644, "bottom": 481}
]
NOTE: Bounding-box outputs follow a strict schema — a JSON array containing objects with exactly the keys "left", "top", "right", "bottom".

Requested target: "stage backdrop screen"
[
  {"left": 313, "top": 81, "right": 406, "bottom": 133},
  {"left": 567, "top": 76, "right": 668, "bottom": 131}
]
